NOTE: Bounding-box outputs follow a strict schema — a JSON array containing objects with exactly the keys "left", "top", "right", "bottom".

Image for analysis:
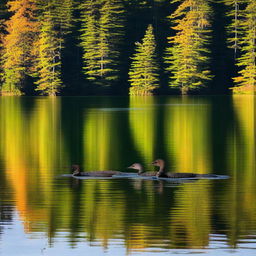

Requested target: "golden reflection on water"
[
  {"left": 220, "top": 95, "right": 256, "bottom": 246},
  {"left": 170, "top": 180, "right": 211, "bottom": 248},
  {"left": 129, "top": 96, "right": 157, "bottom": 167},
  {"left": 164, "top": 97, "right": 211, "bottom": 173},
  {"left": 0, "top": 96, "right": 255, "bottom": 253},
  {"left": 29, "top": 98, "right": 67, "bottom": 172},
  {"left": 0, "top": 97, "right": 30, "bottom": 230},
  {"left": 0, "top": 97, "right": 68, "bottom": 233},
  {"left": 83, "top": 109, "right": 122, "bottom": 170}
]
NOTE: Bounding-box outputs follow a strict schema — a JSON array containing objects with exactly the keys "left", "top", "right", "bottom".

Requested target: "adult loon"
[
  {"left": 72, "top": 164, "right": 123, "bottom": 177},
  {"left": 152, "top": 159, "right": 218, "bottom": 178},
  {"left": 128, "top": 163, "right": 157, "bottom": 176}
]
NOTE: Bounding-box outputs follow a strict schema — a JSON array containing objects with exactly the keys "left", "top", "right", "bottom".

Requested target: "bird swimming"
[
  {"left": 151, "top": 159, "right": 219, "bottom": 178},
  {"left": 127, "top": 163, "right": 157, "bottom": 176},
  {"left": 72, "top": 164, "right": 123, "bottom": 177}
]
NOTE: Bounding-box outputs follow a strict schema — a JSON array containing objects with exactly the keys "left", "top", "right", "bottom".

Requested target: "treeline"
[{"left": 0, "top": 0, "right": 255, "bottom": 96}]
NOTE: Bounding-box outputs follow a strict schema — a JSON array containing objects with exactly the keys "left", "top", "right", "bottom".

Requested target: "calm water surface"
[{"left": 0, "top": 96, "right": 255, "bottom": 256}]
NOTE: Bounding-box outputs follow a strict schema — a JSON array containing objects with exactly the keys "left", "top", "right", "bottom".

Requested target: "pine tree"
[
  {"left": 232, "top": 0, "right": 256, "bottom": 93},
  {"left": 34, "top": 13, "right": 62, "bottom": 96},
  {"left": 223, "top": 0, "right": 245, "bottom": 58},
  {"left": 1, "top": 0, "right": 38, "bottom": 95},
  {"left": 80, "top": 0, "right": 101, "bottom": 81},
  {"left": 53, "top": 0, "right": 73, "bottom": 33},
  {"left": 98, "top": 0, "right": 124, "bottom": 81},
  {"left": 80, "top": 0, "right": 125, "bottom": 86},
  {"left": 34, "top": 0, "right": 73, "bottom": 95},
  {"left": 129, "top": 24, "right": 159, "bottom": 95},
  {"left": 165, "top": 0, "right": 212, "bottom": 94},
  {"left": 36, "top": 0, "right": 73, "bottom": 36}
]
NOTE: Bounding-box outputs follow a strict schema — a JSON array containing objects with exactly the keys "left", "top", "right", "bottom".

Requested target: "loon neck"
[
  {"left": 72, "top": 165, "right": 81, "bottom": 175},
  {"left": 138, "top": 167, "right": 144, "bottom": 175},
  {"left": 156, "top": 163, "right": 165, "bottom": 176}
]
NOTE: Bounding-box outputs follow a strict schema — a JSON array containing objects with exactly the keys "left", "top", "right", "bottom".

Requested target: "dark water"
[{"left": 0, "top": 96, "right": 255, "bottom": 256}]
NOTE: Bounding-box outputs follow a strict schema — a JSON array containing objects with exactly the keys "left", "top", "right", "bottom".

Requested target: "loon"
[
  {"left": 128, "top": 163, "right": 157, "bottom": 176},
  {"left": 72, "top": 164, "right": 123, "bottom": 177},
  {"left": 152, "top": 159, "right": 218, "bottom": 178}
]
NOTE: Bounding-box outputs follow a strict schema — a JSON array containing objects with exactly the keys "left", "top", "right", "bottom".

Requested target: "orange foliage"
[{"left": 3, "top": 0, "right": 38, "bottom": 70}]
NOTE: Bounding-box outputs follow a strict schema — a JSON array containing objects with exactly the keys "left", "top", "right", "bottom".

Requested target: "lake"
[{"left": 0, "top": 95, "right": 255, "bottom": 256}]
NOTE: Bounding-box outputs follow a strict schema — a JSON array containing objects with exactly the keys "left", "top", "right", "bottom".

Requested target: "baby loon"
[
  {"left": 72, "top": 164, "right": 123, "bottom": 177},
  {"left": 152, "top": 159, "right": 218, "bottom": 178},
  {"left": 128, "top": 163, "right": 157, "bottom": 176}
]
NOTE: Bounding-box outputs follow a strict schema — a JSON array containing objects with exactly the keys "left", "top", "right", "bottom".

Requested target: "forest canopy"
[{"left": 0, "top": 0, "right": 255, "bottom": 96}]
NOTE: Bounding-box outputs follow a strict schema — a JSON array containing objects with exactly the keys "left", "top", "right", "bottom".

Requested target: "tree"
[
  {"left": 223, "top": 0, "right": 245, "bottom": 58},
  {"left": 98, "top": 0, "right": 124, "bottom": 81},
  {"left": 129, "top": 24, "right": 159, "bottom": 95},
  {"left": 36, "top": 0, "right": 73, "bottom": 37},
  {"left": 80, "top": 0, "right": 101, "bottom": 81},
  {"left": 1, "top": 0, "right": 38, "bottom": 95},
  {"left": 232, "top": 0, "right": 256, "bottom": 93},
  {"left": 80, "top": 0, "right": 125, "bottom": 87},
  {"left": 165, "top": 0, "right": 212, "bottom": 94},
  {"left": 38, "top": 0, "right": 73, "bottom": 52},
  {"left": 34, "top": 13, "right": 62, "bottom": 96},
  {"left": 0, "top": 0, "right": 8, "bottom": 84},
  {"left": 34, "top": 0, "right": 73, "bottom": 95}
]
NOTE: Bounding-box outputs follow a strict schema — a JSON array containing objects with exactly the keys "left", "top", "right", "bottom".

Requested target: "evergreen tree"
[
  {"left": 129, "top": 24, "right": 159, "bottom": 95},
  {"left": 98, "top": 0, "right": 124, "bottom": 81},
  {"left": 53, "top": 0, "right": 73, "bottom": 33},
  {"left": 223, "top": 0, "right": 245, "bottom": 58},
  {"left": 80, "top": 0, "right": 125, "bottom": 86},
  {"left": 232, "top": 0, "right": 256, "bottom": 93},
  {"left": 80, "top": 0, "right": 101, "bottom": 81},
  {"left": 34, "top": 0, "right": 73, "bottom": 95},
  {"left": 36, "top": 0, "right": 73, "bottom": 36},
  {"left": 34, "top": 13, "right": 62, "bottom": 96},
  {"left": 165, "top": 0, "right": 212, "bottom": 94},
  {"left": 1, "top": 0, "right": 38, "bottom": 95}
]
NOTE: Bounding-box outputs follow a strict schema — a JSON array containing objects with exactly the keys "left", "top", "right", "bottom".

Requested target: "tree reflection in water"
[{"left": 0, "top": 96, "right": 255, "bottom": 253}]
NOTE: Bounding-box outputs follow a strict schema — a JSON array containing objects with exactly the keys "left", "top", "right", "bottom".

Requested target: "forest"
[{"left": 0, "top": 0, "right": 255, "bottom": 96}]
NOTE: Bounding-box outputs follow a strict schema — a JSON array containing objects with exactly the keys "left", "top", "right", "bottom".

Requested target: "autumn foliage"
[{"left": 1, "top": 0, "right": 38, "bottom": 95}]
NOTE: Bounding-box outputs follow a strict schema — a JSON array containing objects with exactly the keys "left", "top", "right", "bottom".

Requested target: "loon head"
[
  {"left": 128, "top": 163, "right": 144, "bottom": 174},
  {"left": 72, "top": 164, "right": 81, "bottom": 176}
]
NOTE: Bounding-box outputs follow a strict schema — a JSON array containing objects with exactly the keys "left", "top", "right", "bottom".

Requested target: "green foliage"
[
  {"left": 80, "top": 0, "right": 101, "bottom": 81},
  {"left": 34, "top": 13, "right": 62, "bottom": 96},
  {"left": 34, "top": 0, "right": 74, "bottom": 95},
  {"left": 80, "top": 0, "right": 125, "bottom": 86},
  {"left": 232, "top": 0, "right": 256, "bottom": 93},
  {"left": 165, "top": 0, "right": 212, "bottom": 94},
  {"left": 129, "top": 25, "right": 159, "bottom": 95},
  {"left": 53, "top": 0, "right": 73, "bottom": 33},
  {"left": 223, "top": 0, "right": 246, "bottom": 56},
  {"left": 36, "top": 0, "right": 73, "bottom": 32}
]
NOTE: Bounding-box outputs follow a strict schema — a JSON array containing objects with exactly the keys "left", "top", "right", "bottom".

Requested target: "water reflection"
[
  {"left": 0, "top": 96, "right": 255, "bottom": 255},
  {"left": 217, "top": 95, "right": 256, "bottom": 247},
  {"left": 129, "top": 96, "right": 157, "bottom": 168},
  {"left": 170, "top": 180, "right": 211, "bottom": 248},
  {"left": 83, "top": 108, "right": 123, "bottom": 170},
  {"left": 164, "top": 97, "right": 211, "bottom": 173}
]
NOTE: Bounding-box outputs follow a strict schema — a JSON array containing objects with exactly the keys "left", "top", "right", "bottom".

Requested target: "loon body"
[
  {"left": 152, "top": 159, "right": 219, "bottom": 179},
  {"left": 72, "top": 165, "right": 122, "bottom": 177},
  {"left": 128, "top": 163, "right": 157, "bottom": 177}
]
